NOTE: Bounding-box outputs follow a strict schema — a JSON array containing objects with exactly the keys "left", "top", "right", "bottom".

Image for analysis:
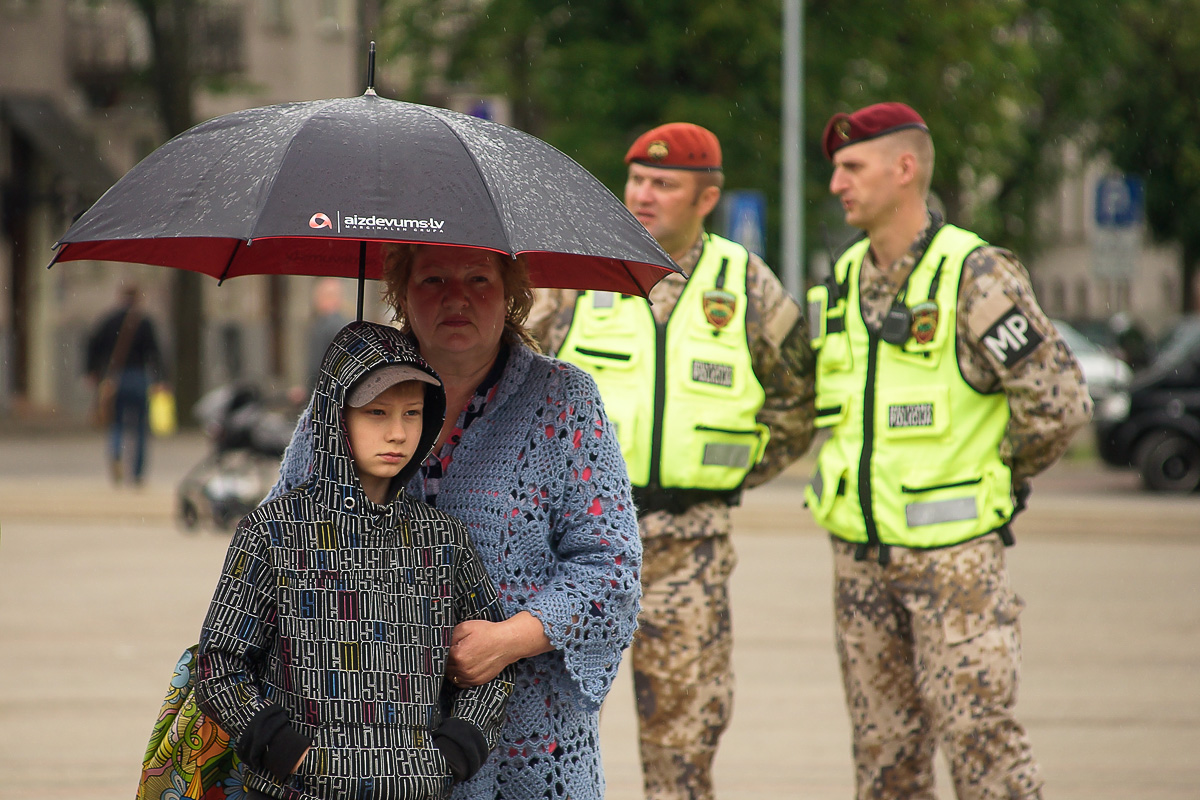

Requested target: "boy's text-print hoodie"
[{"left": 196, "top": 321, "right": 513, "bottom": 800}]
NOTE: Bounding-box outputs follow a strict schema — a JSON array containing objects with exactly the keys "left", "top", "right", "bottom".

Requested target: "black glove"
[
  {"left": 433, "top": 718, "right": 489, "bottom": 783},
  {"left": 1013, "top": 481, "right": 1032, "bottom": 516},
  {"left": 235, "top": 703, "right": 313, "bottom": 781}
]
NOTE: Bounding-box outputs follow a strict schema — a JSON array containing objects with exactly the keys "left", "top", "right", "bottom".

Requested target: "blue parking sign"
[
  {"left": 722, "top": 190, "right": 766, "bottom": 257},
  {"left": 1094, "top": 175, "right": 1144, "bottom": 228}
]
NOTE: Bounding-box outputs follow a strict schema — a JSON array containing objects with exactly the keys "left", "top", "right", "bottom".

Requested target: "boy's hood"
[{"left": 309, "top": 321, "right": 445, "bottom": 503}]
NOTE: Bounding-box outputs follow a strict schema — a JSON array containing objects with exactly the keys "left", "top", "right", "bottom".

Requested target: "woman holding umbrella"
[{"left": 269, "top": 242, "right": 642, "bottom": 800}]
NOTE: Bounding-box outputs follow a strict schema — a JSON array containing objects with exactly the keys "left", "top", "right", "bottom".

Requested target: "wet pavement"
[{"left": 1, "top": 431, "right": 1197, "bottom": 798}]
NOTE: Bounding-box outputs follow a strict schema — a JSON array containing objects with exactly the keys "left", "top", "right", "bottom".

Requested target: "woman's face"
[{"left": 404, "top": 247, "right": 508, "bottom": 364}]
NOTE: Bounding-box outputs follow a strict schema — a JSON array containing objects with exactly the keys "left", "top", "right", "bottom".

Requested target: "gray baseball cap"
[{"left": 347, "top": 364, "right": 440, "bottom": 408}]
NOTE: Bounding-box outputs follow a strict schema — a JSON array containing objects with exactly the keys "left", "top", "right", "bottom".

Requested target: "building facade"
[
  {"left": 1, "top": 0, "right": 367, "bottom": 424},
  {"left": 1028, "top": 140, "right": 1182, "bottom": 338}
]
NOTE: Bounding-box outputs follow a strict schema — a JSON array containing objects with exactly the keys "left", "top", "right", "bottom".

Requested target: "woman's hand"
[{"left": 447, "top": 611, "right": 553, "bottom": 686}]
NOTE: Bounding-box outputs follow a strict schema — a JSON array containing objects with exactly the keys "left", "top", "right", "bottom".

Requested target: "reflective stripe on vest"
[
  {"left": 803, "top": 224, "right": 1015, "bottom": 549},
  {"left": 559, "top": 233, "right": 767, "bottom": 490}
]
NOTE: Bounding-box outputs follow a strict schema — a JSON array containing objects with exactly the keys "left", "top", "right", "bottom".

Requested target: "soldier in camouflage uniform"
[
  {"left": 528, "top": 122, "right": 816, "bottom": 800},
  {"left": 808, "top": 102, "right": 1092, "bottom": 800}
]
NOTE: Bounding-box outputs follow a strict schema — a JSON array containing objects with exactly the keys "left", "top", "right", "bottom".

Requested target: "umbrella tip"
[{"left": 366, "top": 41, "right": 377, "bottom": 93}]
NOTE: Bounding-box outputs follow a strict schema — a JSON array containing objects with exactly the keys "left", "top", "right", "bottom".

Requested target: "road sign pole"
[{"left": 782, "top": 0, "right": 804, "bottom": 298}]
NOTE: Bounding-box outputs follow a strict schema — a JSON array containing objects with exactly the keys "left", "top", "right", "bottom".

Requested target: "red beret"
[
  {"left": 625, "top": 122, "right": 722, "bottom": 171},
  {"left": 822, "top": 102, "right": 928, "bottom": 160}
]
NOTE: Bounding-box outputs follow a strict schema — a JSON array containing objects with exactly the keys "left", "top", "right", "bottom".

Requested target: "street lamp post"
[{"left": 782, "top": 0, "right": 804, "bottom": 298}]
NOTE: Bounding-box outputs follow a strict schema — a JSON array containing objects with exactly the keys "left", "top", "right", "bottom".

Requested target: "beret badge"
[
  {"left": 625, "top": 123, "right": 722, "bottom": 169},
  {"left": 835, "top": 119, "right": 852, "bottom": 141}
]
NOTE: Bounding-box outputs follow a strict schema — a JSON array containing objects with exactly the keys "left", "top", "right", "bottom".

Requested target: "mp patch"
[
  {"left": 692, "top": 360, "right": 734, "bottom": 387},
  {"left": 888, "top": 403, "right": 933, "bottom": 429},
  {"left": 981, "top": 306, "right": 1043, "bottom": 368}
]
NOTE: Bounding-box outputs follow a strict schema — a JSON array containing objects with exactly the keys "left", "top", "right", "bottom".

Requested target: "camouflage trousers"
[
  {"left": 832, "top": 534, "right": 1043, "bottom": 800},
  {"left": 631, "top": 534, "right": 737, "bottom": 800}
]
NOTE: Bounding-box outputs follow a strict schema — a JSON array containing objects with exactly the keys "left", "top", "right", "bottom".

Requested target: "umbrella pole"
[
  {"left": 357, "top": 241, "right": 366, "bottom": 321},
  {"left": 366, "top": 41, "right": 376, "bottom": 92},
  {"left": 357, "top": 42, "right": 374, "bottom": 323}
]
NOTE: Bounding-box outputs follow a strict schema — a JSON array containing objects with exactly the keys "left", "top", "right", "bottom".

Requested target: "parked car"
[
  {"left": 1052, "top": 319, "right": 1133, "bottom": 403},
  {"left": 1065, "top": 315, "right": 1156, "bottom": 370},
  {"left": 1093, "top": 315, "right": 1200, "bottom": 492}
]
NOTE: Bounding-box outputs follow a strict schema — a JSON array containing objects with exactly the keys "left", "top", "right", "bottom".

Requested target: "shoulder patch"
[{"left": 981, "top": 306, "right": 1044, "bottom": 368}]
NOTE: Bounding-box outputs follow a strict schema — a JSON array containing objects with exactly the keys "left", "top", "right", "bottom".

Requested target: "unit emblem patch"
[
  {"left": 910, "top": 300, "right": 939, "bottom": 344},
  {"left": 702, "top": 289, "right": 737, "bottom": 330}
]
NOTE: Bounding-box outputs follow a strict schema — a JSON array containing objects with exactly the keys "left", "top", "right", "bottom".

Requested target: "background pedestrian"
[
  {"left": 305, "top": 277, "right": 353, "bottom": 390},
  {"left": 84, "top": 283, "right": 168, "bottom": 486}
]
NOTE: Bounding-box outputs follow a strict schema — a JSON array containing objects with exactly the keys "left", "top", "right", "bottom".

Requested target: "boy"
[{"left": 195, "top": 321, "right": 514, "bottom": 800}]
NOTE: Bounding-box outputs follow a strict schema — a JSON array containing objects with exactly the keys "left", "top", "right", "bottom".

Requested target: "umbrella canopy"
[{"left": 51, "top": 91, "right": 678, "bottom": 297}]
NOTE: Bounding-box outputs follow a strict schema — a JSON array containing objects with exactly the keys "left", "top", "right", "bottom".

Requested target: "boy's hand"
[
  {"left": 292, "top": 746, "right": 311, "bottom": 774},
  {"left": 447, "top": 612, "right": 552, "bottom": 686}
]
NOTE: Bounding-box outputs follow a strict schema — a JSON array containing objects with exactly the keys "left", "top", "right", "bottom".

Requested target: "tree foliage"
[
  {"left": 378, "top": 0, "right": 782, "bottom": 215},
  {"left": 376, "top": 1, "right": 1141, "bottom": 286},
  {"left": 1094, "top": 0, "right": 1200, "bottom": 309},
  {"left": 807, "top": 0, "right": 1037, "bottom": 239}
]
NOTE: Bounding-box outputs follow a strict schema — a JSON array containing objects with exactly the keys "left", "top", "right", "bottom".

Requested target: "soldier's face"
[
  {"left": 829, "top": 139, "right": 903, "bottom": 231},
  {"left": 624, "top": 163, "right": 716, "bottom": 257}
]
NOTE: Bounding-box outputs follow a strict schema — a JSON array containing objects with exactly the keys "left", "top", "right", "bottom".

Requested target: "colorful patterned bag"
[{"left": 136, "top": 645, "right": 245, "bottom": 800}]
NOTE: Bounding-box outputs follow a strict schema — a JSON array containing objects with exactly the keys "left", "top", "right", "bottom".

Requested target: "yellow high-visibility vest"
[
  {"left": 559, "top": 233, "right": 768, "bottom": 491},
  {"left": 804, "top": 224, "right": 1014, "bottom": 548}
]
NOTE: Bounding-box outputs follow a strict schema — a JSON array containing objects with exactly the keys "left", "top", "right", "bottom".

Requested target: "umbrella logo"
[
  {"left": 343, "top": 214, "right": 446, "bottom": 233},
  {"left": 309, "top": 213, "right": 333, "bottom": 229}
]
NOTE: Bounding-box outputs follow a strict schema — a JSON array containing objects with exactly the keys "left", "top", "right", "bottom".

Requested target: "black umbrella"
[{"left": 51, "top": 78, "right": 677, "bottom": 315}]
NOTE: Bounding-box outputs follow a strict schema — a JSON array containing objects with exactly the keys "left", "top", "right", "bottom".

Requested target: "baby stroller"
[{"left": 177, "top": 384, "right": 297, "bottom": 531}]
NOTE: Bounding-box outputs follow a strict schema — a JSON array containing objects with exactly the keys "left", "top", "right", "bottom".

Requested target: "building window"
[
  {"left": 194, "top": 1, "right": 246, "bottom": 75},
  {"left": 1116, "top": 279, "right": 1131, "bottom": 313},
  {"left": 1051, "top": 278, "right": 1066, "bottom": 316},
  {"left": 317, "top": 0, "right": 350, "bottom": 37},
  {"left": 1076, "top": 278, "right": 1090, "bottom": 318},
  {"left": 2, "top": 0, "right": 40, "bottom": 17},
  {"left": 259, "top": 0, "right": 290, "bottom": 33}
]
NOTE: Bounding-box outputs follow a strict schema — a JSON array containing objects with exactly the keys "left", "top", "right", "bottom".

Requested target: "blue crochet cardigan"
[{"left": 271, "top": 341, "right": 641, "bottom": 800}]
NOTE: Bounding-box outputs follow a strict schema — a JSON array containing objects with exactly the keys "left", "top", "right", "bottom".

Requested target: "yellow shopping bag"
[{"left": 149, "top": 386, "right": 177, "bottom": 437}]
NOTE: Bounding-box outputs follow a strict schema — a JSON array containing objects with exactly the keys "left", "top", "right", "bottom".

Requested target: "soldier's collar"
[
  {"left": 908, "top": 210, "right": 945, "bottom": 265},
  {"left": 675, "top": 232, "right": 707, "bottom": 277}
]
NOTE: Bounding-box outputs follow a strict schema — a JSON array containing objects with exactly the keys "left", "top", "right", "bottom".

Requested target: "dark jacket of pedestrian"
[{"left": 85, "top": 297, "right": 164, "bottom": 383}]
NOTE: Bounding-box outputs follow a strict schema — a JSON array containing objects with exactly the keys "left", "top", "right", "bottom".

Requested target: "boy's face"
[{"left": 344, "top": 380, "right": 426, "bottom": 503}]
